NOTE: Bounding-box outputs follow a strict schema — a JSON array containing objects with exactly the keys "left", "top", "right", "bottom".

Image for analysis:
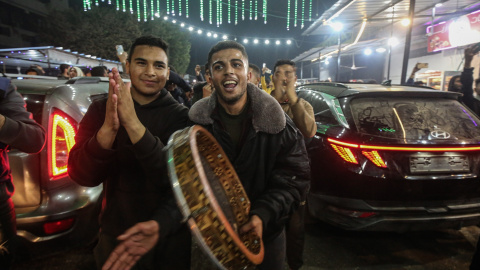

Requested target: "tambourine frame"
[{"left": 166, "top": 125, "right": 264, "bottom": 270}]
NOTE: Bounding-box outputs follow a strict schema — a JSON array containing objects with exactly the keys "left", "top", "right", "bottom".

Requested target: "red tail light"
[
  {"left": 361, "top": 150, "right": 387, "bottom": 168},
  {"left": 43, "top": 218, "right": 75, "bottom": 235},
  {"left": 48, "top": 109, "right": 77, "bottom": 179},
  {"left": 330, "top": 144, "right": 358, "bottom": 164}
]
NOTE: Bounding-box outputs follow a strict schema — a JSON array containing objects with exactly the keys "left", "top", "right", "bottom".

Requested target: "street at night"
[{"left": 12, "top": 220, "right": 480, "bottom": 269}]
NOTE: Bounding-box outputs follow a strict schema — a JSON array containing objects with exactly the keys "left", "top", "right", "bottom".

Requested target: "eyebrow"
[
  {"left": 133, "top": 57, "right": 167, "bottom": 66},
  {"left": 212, "top": 58, "right": 244, "bottom": 66}
]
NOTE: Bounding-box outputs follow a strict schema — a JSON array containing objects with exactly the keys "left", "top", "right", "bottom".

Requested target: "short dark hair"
[
  {"left": 60, "top": 64, "right": 70, "bottom": 72},
  {"left": 91, "top": 66, "right": 108, "bottom": 76},
  {"left": 128, "top": 35, "right": 169, "bottom": 62},
  {"left": 249, "top": 64, "right": 261, "bottom": 78},
  {"left": 207, "top": 41, "right": 248, "bottom": 71},
  {"left": 273, "top": 59, "right": 296, "bottom": 74}
]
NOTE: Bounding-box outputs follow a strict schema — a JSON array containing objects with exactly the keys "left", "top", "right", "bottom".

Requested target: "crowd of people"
[{"left": 1, "top": 35, "right": 479, "bottom": 270}]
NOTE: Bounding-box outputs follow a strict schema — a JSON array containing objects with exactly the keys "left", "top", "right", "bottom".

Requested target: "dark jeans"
[
  {"left": 286, "top": 204, "right": 306, "bottom": 270},
  {"left": 94, "top": 224, "right": 191, "bottom": 270},
  {"left": 258, "top": 229, "right": 286, "bottom": 270},
  {"left": 0, "top": 196, "right": 17, "bottom": 270}
]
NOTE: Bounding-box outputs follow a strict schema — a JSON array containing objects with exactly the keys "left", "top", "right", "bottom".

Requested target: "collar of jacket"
[{"left": 189, "top": 82, "right": 286, "bottom": 134}]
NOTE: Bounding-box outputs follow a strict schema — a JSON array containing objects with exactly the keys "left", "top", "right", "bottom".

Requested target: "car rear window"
[{"left": 349, "top": 97, "right": 480, "bottom": 141}]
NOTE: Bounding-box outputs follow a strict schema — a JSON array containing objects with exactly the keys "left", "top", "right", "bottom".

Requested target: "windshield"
[{"left": 350, "top": 97, "right": 480, "bottom": 141}]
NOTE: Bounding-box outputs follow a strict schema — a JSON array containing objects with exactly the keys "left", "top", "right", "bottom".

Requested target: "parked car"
[
  {"left": 7, "top": 75, "right": 108, "bottom": 255},
  {"left": 298, "top": 82, "right": 480, "bottom": 231}
]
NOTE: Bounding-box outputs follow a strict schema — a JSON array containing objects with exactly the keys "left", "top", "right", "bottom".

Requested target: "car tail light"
[
  {"left": 43, "top": 218, "right": 75, "bottom": 235},
  {"left": 361, "top": 150, "right": 387, "bottom": 168},
  {"left": 48, "top": 109, "right": 77, "bottom": 179},
  {"left": 330, "top": 144, "right": 358, "bottom": 164}
]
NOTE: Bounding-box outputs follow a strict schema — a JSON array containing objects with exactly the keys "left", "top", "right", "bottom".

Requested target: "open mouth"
[{"left": 223, "top": 80, "right": 238, "bottom": 90}]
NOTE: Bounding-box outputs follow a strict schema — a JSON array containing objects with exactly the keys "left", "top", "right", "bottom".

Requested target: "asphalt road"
[{"left": 12, "top": 221, "right": 480, "bottom": 270}]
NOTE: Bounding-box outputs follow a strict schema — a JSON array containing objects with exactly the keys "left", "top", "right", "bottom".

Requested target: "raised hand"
[{"left": 96, "top": 71, "right": 120, "bottom": 149}]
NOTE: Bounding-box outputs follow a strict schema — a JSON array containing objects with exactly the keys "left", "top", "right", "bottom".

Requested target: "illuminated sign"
[{"left": 427, "top": 10, "right": 480, "bottom": 52}]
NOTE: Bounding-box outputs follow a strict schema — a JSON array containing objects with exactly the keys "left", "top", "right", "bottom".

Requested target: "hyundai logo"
[{"left": 431, "top": 130, "right": 450, "bottom": 139}]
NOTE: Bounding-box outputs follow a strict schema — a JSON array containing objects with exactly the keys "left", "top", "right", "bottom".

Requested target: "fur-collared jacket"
[{"left": 189, "top": 83, "right": 310, "bottom": 241}]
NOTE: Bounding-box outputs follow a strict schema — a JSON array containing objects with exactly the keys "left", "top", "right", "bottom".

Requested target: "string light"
[
  {"left": 115, "top": 0, "right": 119, "bottom": 10},
  {"left": 254, "top": 0, "right": 257, "bottom": 20},
  {"left": 156, "top": 0, "right": 159, "bottom": 15},
  {"left": 242, "top": 0, "right": 245, "bottom": 21},
  {"left": 287, "top": 0, "right": 290, "bottom": 30},
  {"left": 235, "top": 0, "right": 238, "bottom": 25},
  {"left": 136, "top": 0, "right": 140, "bottom": 21},
  {"left": 228, "top": 0, "right": 231, "bottom": 23},
  {"left": 179, "top": 0, "right": 182, "bottom": 16},
  {"left": 151, "top": 0, "right": 154, "bottom": 20},
  {"left": 209, "top": 0, "right": 212, "bottom": 24},
  {"left": 166, "top": 0, "right": 169, "bottom": 14},
  {"left": 123, "top": 0, "right": 126, "bottom": 12},
  {"left": 220, "top": 0, "right": 223, "bottom": 25},
  {"left": 294, "top": 0, "right": 298, "bottom": 27},
  {"left": 217, "top": 0, "right": 220, "bottom": 26},
  {"left": 143, "top": 0, "right": 147, "bottom": 21},
  {"left": 301, "top": 0, "right": 304, "bottom": 28},
  {"left": 95, "top": 0, "right": 99, "bottom": 6},
  {"left": 249, "top": 0, "right": 252, "bottom": 20},
  {"left": 186, "top": 0, "right": 189, "bottom": 18},
  {"left": 308, "top": 0, "right": 312, "bottom": 21},
  {"left": 171, "top": 0, "right": 175, "bottom": 16},
  {"left": 129, "top": 0, "right": 133, "bottom": 13},
  {"left": 263, "top": 0, "right": 267, "bottom": 24},
  {"left": 200, "top": 0, "right": 204, "bottom": 21}
]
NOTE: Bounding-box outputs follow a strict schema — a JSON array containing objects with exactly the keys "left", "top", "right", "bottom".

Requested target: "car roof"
[{"left": 297, "top": 82, "right": 462, "bottom": 99}]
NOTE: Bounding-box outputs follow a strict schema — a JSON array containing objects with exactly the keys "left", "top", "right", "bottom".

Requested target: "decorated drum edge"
[
  {"left": 189, "top": 126, "right": 265, "bottom": 265},
  {"left": 166, "top": 129, "right": 192, "bottom": 222},
  {"left": 187, "top": 218, "right": 229, "bottom": 270}
]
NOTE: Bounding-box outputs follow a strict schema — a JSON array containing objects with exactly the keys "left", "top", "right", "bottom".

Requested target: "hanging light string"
[{"left": 81, "top": 0, "right": 313, "bottom": 30}]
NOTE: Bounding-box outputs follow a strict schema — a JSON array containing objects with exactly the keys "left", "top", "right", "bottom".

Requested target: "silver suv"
[{"left": 8, "top": 75, "right": 108, "bottom": 254}]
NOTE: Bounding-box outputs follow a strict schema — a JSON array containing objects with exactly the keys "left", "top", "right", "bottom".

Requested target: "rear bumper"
[
  {"left": 15, "top": 183, "right": 102, "bottom": 243},
  {"left": 308, "top": 192, "right": 480, "bottom": 231}
]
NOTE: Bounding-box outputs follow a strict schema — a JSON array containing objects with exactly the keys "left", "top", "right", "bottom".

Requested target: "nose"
[
  {"left": 145, "top": 64, "right": 156, "bottom": 76},
  {"left": 224, "top": 63, "right": 234, "bottom": 74}
]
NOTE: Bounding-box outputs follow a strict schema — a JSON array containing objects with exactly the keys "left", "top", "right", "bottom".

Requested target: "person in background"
[
  {"left": 91, "top": 66, "right": 109, "bottom": 77},
  {"left": 68, "top": 35, "right": 191, "bottom": 270},
  {"left": 194, "top": 64, "right": 205, "bottom": 82},
  {"left": 58, "top": 64, "right": 70, "bottom": 80},
  {"left": 248, "top": 63, "right": 261, "bottom": 87},
  {"left": 0, "top": 77, "right": 45, "bottom": 269},
  {"left": 25, "top": 66, "right": 43, "bottom": 77},
  {"left": 168, "top": 66, "right": 193, "bottom": 107},
  {"left": 271, "top": 59, "right": 315, "bottom": 270},
  {"left": 84, "top": 69, "right": 92, "bottom": 77},
  {"left": 191, "top": 63, "right": 213, "bottom": 105},
  {"left": 448, "top": 44, "right": 480, "bottom": 113},
  {"left": 261, "top": 65, "right": 274, "bottom": 94},
  {"left": 406, "top": 63, "right": 427, "bottom": 86},
  {"left": 68, "top": 66, "right": 85, "bottom": 78}
]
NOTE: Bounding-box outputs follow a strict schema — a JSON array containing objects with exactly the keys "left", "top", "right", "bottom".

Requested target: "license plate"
[{"left": 410, "top": 156, "right": 470, "bottom": 174}]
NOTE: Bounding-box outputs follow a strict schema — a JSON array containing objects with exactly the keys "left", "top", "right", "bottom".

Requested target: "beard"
[{"left": 214, "top": 84, "right": 247, "bottom": 105}]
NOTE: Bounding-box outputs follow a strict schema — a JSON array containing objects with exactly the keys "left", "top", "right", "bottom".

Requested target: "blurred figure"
[
  {"left": 271, "top": 59, "right": 315, "bottom": 270},
  {"left": 248, "top": 63, "right": 261, "bottom": 86},
  {"left": 84, "top": 69, "right": 92, "bottom": 77},
  {"left": 68, "top": 67, "right": 85, "bottom": 78},
  {"left": 448, "top": 44, "right": 479, "bottom": 113},
  {"left": 91, "top": 66, "right": 109, "bottom": 77},
  {"left": 261, "top": 65, "right": 274, "bottom": 94},
  {"left": 0, "top": 77, "right": 45, "bottom": 268},
  {"left": 57, "top": 64, "right": 70, "bottom": 80},
  {"left": 191, "top": 63, "right": 213, "bottom": 105},
  {"left": 194, "top": 64, "right": 205, "bottom": 82},
  {"left": 25, "top": 66, "right": 43, "bottom": 77}
]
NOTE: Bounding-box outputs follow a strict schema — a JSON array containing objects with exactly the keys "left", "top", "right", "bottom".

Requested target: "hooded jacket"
[
  {"left": 68, "top": 89, "right": 189, "bottom": 239},
  {"left": 189, "top": 83, "right": 310, "bottom": 240}
]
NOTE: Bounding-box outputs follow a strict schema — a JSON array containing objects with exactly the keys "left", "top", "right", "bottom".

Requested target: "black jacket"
[
  {"left": 68, "top": 89, "right": 189, "bottom": 239},
  {"left": 189, "top": 83, "right": 310, "bottom": 241}
]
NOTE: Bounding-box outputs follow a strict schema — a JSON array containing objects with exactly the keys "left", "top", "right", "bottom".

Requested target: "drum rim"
[{"left": 167, "top": 125, "right": 265, "bottom": 267}]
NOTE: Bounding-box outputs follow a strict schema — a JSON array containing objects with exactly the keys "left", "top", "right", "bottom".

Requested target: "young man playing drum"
[
  {"left": 102, "top": 40, "right": 310, "bottom": 270},
  {"left": 68, "top": 35, "right": 191, "bottom": 270}
]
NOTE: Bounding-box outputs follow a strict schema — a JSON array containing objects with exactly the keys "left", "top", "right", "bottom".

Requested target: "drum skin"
[{"left": 166, "top": 125, "right": 264, "bottom": 270}]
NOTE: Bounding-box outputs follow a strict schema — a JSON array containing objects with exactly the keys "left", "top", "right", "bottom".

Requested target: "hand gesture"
[
  {"left": 102, "top": 220, "right": 160, "bottom": 270},
  {"left": 111, "top": 68, "right": 145, "bottom": 144},
  {"left": 96, "top": 71, "right": 120, "bottom": 149},
  {"left": 239, "top": 215, "right": 263, "bottom": 240},
  {"left": 202, "top": 84, "right": 213, "bottom": 98},
  {"left": 285, "top": 76, "right": 298, "bottom": 104},
  {"left": 464, "top": 44, "right": 479, "bottom": 68}
]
